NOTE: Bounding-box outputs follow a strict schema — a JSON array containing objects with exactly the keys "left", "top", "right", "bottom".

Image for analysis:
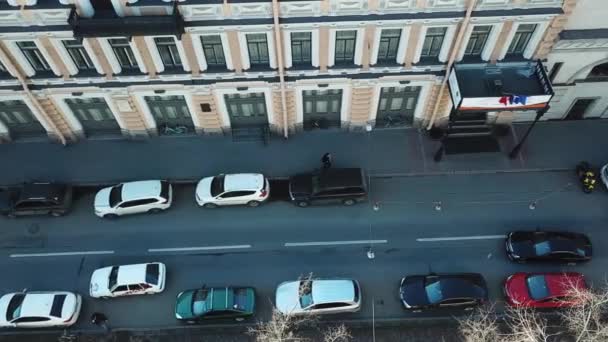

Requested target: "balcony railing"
[{"left": 68, "top": 2, "right": 185, "bottom": 40}]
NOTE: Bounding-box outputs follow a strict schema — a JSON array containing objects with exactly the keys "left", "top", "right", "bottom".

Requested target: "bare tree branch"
[
  {"left": 502, "top": 307, "right": 551, "bottom": 342},
  {"left": 457, "top": 304, "right": 500, "bottom": 342},
  {"left": 323, "top": 324, "right": 352, "bottom": 342},
  {"left": 248, "top": 308, "right": 311, "bottom": 342},
  {"left": 561, "top": 280, "right": 608, "bottom": 342}
]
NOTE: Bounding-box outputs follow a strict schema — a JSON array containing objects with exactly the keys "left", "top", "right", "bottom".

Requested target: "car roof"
[
  {"left": 434, "top": 274, "right": 487, "bottom": 300},
  {"left": 223, "top": 174, "right": 264, "bottom": 192},
  {"left": 121, "top": 181, "right": 162, "bottom": 202},
  {"left": 317, "top": 168, "right": 364, "bottom": 189},
  {"left": 115, "top": 263, "right": 150, "bottom": 285},
  {"left": 19, "top": 292, "right": 73, "bottom": 318},
  {"left": 312, "top": 279, "right": 355, "bottom": 305},
  {"left": 18, "top": 183, "right": 66, "bottom": 202}
]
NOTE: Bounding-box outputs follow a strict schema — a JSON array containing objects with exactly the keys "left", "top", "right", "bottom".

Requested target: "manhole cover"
[{"left": 27, "top": 223, "right": 40, "bottom": 235}]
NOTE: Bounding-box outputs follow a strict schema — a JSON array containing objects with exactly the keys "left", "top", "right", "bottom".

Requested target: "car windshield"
[
  {"left": 210, "top": 176, "right": 225, "bottom": 197},
  {"left": 108, "top": 266, "right": 119, "bottom": 290},
  {"left": 527, "top": 275, "right": 550, "bottom": 300},
  {"left": 533, "top": 240, "right": 552, "bottom": 256},
  {"left": 6, "top": 294, "right": 24, "bottom": 321},
  {"left": 145, "top": 263, "right": 160, "bottom": 285},
  {"left": 109, "top": 185, "right": 123, "bottom": 207},
  {"left": 425, "top": 277, "right": 443, "bottom": 304},
  {"left": 298, "top": 280, "right": 314, "bottom": 308},
  {"left": 192, "top": 289, "right": 210, "bottom": 316}
]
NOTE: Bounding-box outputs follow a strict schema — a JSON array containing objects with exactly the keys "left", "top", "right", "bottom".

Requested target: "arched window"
[{"left": 587, "top": 62, "right": 608, "bottom": 79}]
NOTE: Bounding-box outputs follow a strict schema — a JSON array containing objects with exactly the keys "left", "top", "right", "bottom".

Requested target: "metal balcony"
[{"left": 68, "top": 2, "right": 185, "bottom": 40}]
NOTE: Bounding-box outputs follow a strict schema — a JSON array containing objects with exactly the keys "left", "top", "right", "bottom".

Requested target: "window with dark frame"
[
  {"left": 335, "top": 30, "right": 357, "bottom": 65},
  {"left": 108, "top": 38, "right": 139, "bottom": 71},
  {"left": 16, "top": 41, "right": 51, "bottom": 72},
  {"left": 549, "top": 62, "right": 563, "bottom": 82},
  {"left": 63, "top": 40, "right": 95, "bottom": 71},
  {"left": 420, "top": 27, "right": 447, "bottom": 59},
  {"left": 507, "top": 24, "right": 537, "bottom": 55},
  {"left": 154, "top": 37, "right": 182, "bottom": 69},
  {"left": 377, "top": 29, "right": 401, "bottom": 63},
  {"left": 291, "top": 32, "right": 312, "bottom": 66},
  {"left": 464, "top": 25, "right": 492, "bottom": 56},
  {"left": 246, "top": 33, "right": 270, "bottom": 67},
  {"left": 200, "top": 35, "right": 226, "bottom": 68}
]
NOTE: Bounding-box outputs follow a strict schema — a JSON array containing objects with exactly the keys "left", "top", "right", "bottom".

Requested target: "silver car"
[{"left": 275, "top": 278, "right": 361, "bottom": 315}]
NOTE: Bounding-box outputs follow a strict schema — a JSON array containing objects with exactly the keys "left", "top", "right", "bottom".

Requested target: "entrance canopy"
[{"left": 448, "top": 60, "right": 554, "bottom": 112}]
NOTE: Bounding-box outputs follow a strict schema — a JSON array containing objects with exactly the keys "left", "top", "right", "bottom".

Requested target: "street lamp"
[{"left": 509, "top": 105, "right": 549, "bottom": 159}]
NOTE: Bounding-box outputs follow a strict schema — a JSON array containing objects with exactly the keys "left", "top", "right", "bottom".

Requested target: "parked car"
[
  {"left": 195, "top": 173, "right": 269, "bottom": 208},
  {"left": 275, "top": 278, "right": 361, "bottom": 315},
  {"left": 504, "top": 272, "right": 587, "bottom": 308},
  {"left": 0, "top": 291, "right": 81, "bottom": 328},
  {"left": 89, "top": 262, "right": 166, "bottom": 298},
  {"left": 288, "top": 168, "right": 367, "bottom": 207},
  {"left": 399, "top": 273, "right": 488, "bottom": 311},
  {"left": 600, "top": 163, "right": 608, "bottom": 190},
  {"left": 0, "top": 182, "right": 72, "bottom": 218},
  {"left": 505, "top": 230, "right": 592, "bottom": 264},
  {"left": 175, "top": 286, "right": 255, "bottom": 322},
  {"left": 94, "top": 180, "right": 172, "bottom": 218}
]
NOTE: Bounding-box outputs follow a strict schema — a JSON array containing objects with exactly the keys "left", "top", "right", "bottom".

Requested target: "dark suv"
[
  {"left": 288, "top": 168, "right": 367, "bottom": 207},
  {"left": 0, "top": 183, "right": 73, "bottom": 218}
]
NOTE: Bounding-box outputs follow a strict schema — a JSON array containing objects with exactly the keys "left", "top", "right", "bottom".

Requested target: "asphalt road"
[{"left": 0, "top": 170, "right": 607, "bottom": 333}]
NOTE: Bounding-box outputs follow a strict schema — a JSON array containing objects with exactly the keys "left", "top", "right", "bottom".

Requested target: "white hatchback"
[
  {"left": 275, "top": 279, "right": 361, "bottom": 316},
  {"left": 0, "top": 291, "right": 82, "bottom": 328},
  {"left": 195, "top": 173, "right": 270, "bottom": 208},
  {"left": 94, "top": 180, "right": 172, "bottom": 218},
  {"left": 90, "top": 262, "right": 166, "bottom": 299}
]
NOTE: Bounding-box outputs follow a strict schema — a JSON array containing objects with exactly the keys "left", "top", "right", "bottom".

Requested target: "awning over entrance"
[{"left": 448, "top": 60, "right": 554, "bottom": 112}]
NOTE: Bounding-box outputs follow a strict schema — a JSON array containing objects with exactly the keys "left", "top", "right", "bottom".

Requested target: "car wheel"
[
  {"left": 247, "top": 200, "right": 261, "bottom": 207},
  {"left": 50, "top": 211, "right": 64, "bottom": 217},
  {"left": 148, "top": 208, "right": 162, "bottom": 214},
  {"left": 343, "top": 199, "right": 356, "bottom": 206},
  {"left": 103, "top": 214, "right": 118, "bottom": 219},
  {"left": 296, "top": 201, "right": 309, "bottom": 207},
  {"left": 203, "top": 203, "right": 218, "bottom": 209}
]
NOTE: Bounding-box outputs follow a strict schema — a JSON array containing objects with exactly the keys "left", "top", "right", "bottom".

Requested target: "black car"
[
  {"left": 505, "top": 230, "right": 592, "bottom": 264},
  {"left": 399, "top": 273, "right": 488, "bottom": 311},
  {"left": 0, "top": 183, "right": 73, "bottom": 218},
  {"left": 288, "top": 168, "right": 367, "bottom": 207}
]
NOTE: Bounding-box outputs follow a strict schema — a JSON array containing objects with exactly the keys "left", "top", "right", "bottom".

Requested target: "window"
[
  {"left": 144, "top": 95, "right": 194, "bottom": 131},
  {"left": 424, "top": 276, "right": 443, "bottom": 303},
  {"left": 128, "top": 284, "right": 143, "bottom": 291},
  {"left": 109, "top": 185, "right": 122, "bottom": 207},
  {"left": 299, "top": 280, "right": 314, "bottom": 308},
  {"left": 0, "top": 100, "right": 46, "bottom": 139},
  {"left": 421, "top": 27, "right": 447, "bottom": 59},
  {"left": 291, "top": 32, "right": 312, "bottom": 66},
  {"left": 246, "top": 33, "right": 270, "bottom": 67},
  {"left": 377, "top": 29, "right": 401, "bottom": 63},
  {"left": 507, "top": 24, "right": 537, "bottom": 55},
  {"left": 200, "top": 35, "right": 226, "bottom": 68},
  {"left": 6, "top": 294, "right": 24, "bottom": 321},
  {"left": 587, "top": 62, "right": 608, "bottom": 79},
  {"left": 112, "top": 285, "right": 128, "bottom": 293},
  {"left": 464, "top": 26, "right": 492, "bottom": 56},
  {"left": 13, "top": 317, "right": 50, "bottom": 323},
  {"left": 17, "top": 41, "right": 51, "bottom": 72},
  {"left": 65, "top": 98, "right": 121, "bottom": 136},
  {"left": 50, "top": 295, "right": 67, "bottom": 317},
  {"left": 119, "top": 198, "right": 157, "bottom": 208},
  {"left": 0, "top": 61, "right": 7, "bottom": 73},
  {"left": 211, "top": 175, "right": 225, "bottom": 197},
  {"left": 108, "top": 38, "right": 139, "bottom": 71},
  {"left": 154, "top": 37, "right": 182, "bottom": 69},
  {"left": 63, "top": 40, "right": 95, "bottom": 71},
  {"left": 108, "top": 266, "right": 119, "bottom": 290},
  {"left": 549, "top": 62, "right": 563, "bottom": 82},
  {"left": 193, "top": 289, "right": 210, "bottom": 316},
  {"left": 145, "top": 263, "right": 160, "bottom": 285},
  {"left": 526, "top": 275, "right": 550, "bottom": 300},
  {"left": 335, "top": 30, "right": 357, "bottom": 64}
]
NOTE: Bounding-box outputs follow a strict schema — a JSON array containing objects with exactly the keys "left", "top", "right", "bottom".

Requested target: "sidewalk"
[{"left": 0, "top": 120, "right": 607, "bottom": 186}]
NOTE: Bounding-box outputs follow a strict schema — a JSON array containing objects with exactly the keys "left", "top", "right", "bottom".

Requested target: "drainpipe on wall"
[
  {"left": 271, "top": 0, "right": 289, "bottom": 139},
  {"left": 0, "top": 4, "right": 67, "bottom": 145},
  {"left": 426, "top": 0, "right": 477, "bottom": 130}
]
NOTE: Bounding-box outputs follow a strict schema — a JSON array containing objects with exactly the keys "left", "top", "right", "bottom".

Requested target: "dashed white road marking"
[
  {"left": 284, "top": 240, "right": 388, "bottom": 247},
  {"left": 10, "top": 250, "right": 115, "bottom": 258},
  {"left": 416, "top": 235, "right": 506, "bottom": 242},
  {"left": 148, "top": 245, "right": 252, "bottom": 253}
]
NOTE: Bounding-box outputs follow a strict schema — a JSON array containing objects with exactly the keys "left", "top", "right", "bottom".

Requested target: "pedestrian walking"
[{"left": 321, "top": 152, "right": 332, "bottom": 169}]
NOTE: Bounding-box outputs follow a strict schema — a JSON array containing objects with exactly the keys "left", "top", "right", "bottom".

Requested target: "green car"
[{"left": 175, "top": 286, "right": 255, "bottom": 322}]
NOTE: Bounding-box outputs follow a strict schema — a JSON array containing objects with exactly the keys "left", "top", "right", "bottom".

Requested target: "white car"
[
  {"left": 195, "top": 173, "right": 270, "bottom": 208},
  {"left": 601, "top": 164, "right": 608, "bottom": 190},
  {"left": 275, "top": 278, "right": 361, "bottom": 315},
  {"left": 0, "top": 291, "right": 81, "bottom": 328},
  {"left": 90, "top": 262, "right": 166, "bottom": 298},
  {"left": 94, "top": 180, "right": 172, "bottom": 218}
]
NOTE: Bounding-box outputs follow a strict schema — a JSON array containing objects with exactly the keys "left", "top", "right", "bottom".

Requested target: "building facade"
[
  {"left": 543, "top": 0, "right": 608, "bottom": 121},
  {"left": 0, "top": 0, "right": 575, "bottom": 144}
]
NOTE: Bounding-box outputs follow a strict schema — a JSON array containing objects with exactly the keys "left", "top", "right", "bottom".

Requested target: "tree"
[
  {"left": 457, "top": 304, "right": 499, "bottom": 342},
  {"left": 560, "top": 281, "right": 608, "bottom": 342}
]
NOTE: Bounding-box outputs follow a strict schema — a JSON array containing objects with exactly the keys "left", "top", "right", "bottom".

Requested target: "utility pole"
[{"left": 509, "top": 105, "right": 549, "bottom": 159}]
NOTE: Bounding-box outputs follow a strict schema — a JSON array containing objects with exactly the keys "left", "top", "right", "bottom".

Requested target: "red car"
[{"left": 504, "top": 272, "right": 587, "bottom": 308}]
